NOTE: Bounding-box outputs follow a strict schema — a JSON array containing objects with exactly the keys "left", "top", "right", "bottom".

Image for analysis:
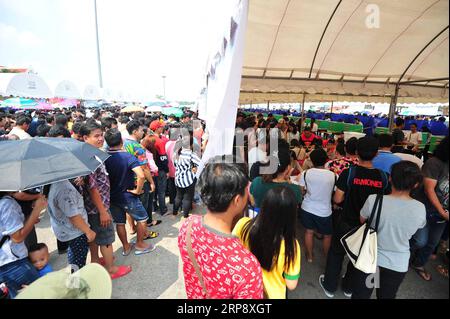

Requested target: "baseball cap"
[
  {"left": 16, "top": 263, "right": 112, "bottom": 299},
  {"left": 150, "top": 120, "right": 164, "bottom": 132}
]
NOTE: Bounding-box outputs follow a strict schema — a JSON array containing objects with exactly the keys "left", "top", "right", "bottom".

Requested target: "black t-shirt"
[{"left": 336, "top": 165, "right": 388, "bottom": 227}]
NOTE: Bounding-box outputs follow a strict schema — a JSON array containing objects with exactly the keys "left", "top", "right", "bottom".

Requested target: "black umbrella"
[{"left": 0, "top": 137, "right": 110, "bottom": 192}]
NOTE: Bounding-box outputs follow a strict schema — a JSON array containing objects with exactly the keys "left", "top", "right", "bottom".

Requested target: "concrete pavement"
[{"left": 35, "top": 206, "right": 448, "bottom": 299}]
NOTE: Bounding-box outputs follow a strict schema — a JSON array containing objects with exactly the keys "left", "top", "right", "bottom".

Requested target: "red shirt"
[
  {"left": 300, "top": 132, "right": 317, "bottom": 144},
  {"left": 178, "top": 215, "right": 264, "bottom": 299},
  {"left": 154, "top": 135, "right": 168, "bottom": 155}
]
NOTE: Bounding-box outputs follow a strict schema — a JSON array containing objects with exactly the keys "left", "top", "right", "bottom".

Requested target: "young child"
[{"left": 28, "top": 243, "right": 53, "bottom": 277}]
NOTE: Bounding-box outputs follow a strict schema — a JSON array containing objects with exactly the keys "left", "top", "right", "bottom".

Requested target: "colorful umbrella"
[
  {"left": 120, "top": 105, "right": 144, "bottom": 113},
  {"left": 0, "top": 97, "right": 38, "bottom": 109},
  {"left": 161, "top": 107, "right": 183, "bottom": 117},
  {"left": 144, "top": 99, "right": 167, "bottom": 107},
  {"left": 36, "top": 101, "right": 54, "bottom": 111},
  {"left": 145, "top": 105, "right": 163, "bottom": 113}
]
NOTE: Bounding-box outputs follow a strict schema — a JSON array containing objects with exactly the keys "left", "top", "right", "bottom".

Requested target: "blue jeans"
[
  {"left": 411, "top": 218, "right": 448, "bottom": 267},
  {"left": 157, "top": 170, "right": 168, "bottom": 214},
  {"left": 0, "top": 258, "right": 39, "bottom": 298}
]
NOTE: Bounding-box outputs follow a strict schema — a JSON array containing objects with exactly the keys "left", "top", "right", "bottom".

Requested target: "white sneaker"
[{"left": 319, "top": 274, "right": 335, "bottom": 298}]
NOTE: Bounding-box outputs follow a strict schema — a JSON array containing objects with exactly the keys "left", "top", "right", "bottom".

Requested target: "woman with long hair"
[{"left": 233, "top": 186, "right": 301, "bottom": 299}]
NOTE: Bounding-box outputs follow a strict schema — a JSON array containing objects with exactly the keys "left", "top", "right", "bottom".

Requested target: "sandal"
[
  {"left": 412, "top": 266, "right": 432, "bottom": 281},
  {"left": 135, "top": 243, "right": 156, "bottom": 255},
  {"left": 121, "top": 244, "right": 134, "bottom": 256},
  {"left": 144, "top": 231, "right": 159, "bottom": 240},
  {"left": 436, "top": 265, "right": 449, "bottom": 278},
  {"left": 110, "top": 265, "right": 132, "bottom": 280}
]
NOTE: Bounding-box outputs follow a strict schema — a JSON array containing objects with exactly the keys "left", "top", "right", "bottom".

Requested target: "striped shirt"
[{"left": 174, "top": 149, "right": 201, "bottom": 188}]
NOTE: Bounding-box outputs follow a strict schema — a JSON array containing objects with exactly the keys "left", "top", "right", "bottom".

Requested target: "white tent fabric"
[
  {"left": 54, "top": 80, "right": 81, "bottom": 99},
  {"left": 83, "top": 85, "right": 102, "bottom": 100},
  {"left": 0, "top": 73, "right": 16, "bottom": 97},
  {"left": 241, "top": 0, "right": 449, "bottom": 103},
  {"left": 3, "top": 73, "right": 53, "bottom": 98}
]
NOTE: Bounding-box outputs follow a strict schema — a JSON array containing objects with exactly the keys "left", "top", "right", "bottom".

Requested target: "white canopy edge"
[
  {"left": 240, "top": 77, "right": 449, "bottom": 103},
  {"left": 54, "top": 80, "right": 81, "bottom": 99}
]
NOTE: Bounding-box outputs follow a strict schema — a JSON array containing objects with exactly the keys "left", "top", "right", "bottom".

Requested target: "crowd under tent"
[{"left": 240, "top": 0, "right": 449, "bottom": 128}]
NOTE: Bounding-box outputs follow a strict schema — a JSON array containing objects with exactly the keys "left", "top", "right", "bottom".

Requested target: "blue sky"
[{"left": 0, "top": 0, "right": 235, "bottom": 101}]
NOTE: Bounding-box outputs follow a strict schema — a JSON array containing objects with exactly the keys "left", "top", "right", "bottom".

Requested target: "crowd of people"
[
  {"left": 0, "top": 106, "right": 448, "bottom": 299},
  {"left": 0, "top": 106, "right": 205, "bottom": 298},
  {"left": 178, "top": 111, "right": 448, "bottom": 299}
]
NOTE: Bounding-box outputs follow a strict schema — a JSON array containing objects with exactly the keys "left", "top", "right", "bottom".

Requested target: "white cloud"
[
  {"left": 0, "top": 0, "right": 241, "bottom": 101},
  {"left": 0, "top": 23, "right": 43, "bottom": 48}
]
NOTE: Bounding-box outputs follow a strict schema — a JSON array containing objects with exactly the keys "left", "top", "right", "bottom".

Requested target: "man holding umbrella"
[{"left": 80, "top": 121, "right": 132, "bottom": 280}]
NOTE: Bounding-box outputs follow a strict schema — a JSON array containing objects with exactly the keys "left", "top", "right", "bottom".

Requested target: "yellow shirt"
[{"left": 232, "top": 217, "right": 301, "bottom": 299}]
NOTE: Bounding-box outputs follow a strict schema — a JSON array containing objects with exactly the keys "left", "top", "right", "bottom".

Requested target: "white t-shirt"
[
  {"left": 299, "top": 168, "right": 336, "bottom": 217},
  {"left": 8, "top": 127, "right": 31, "bottom": 140},
  {"left": 394, "top": 153, "right": 424, "bottom": 168},
  {"left": 405, "top": 131, "right": 422, "bottom": 146}
]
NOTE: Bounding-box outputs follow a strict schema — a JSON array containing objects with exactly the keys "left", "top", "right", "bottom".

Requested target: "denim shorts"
[
  {"left": 87, "top": 212, "right": 116, "bottom": 246},
  {"left": 300, "top": 209, "right": 333, "bottom": 235},
  {"left": 110, "top": 196, "right": 149, "bottom": 225}
]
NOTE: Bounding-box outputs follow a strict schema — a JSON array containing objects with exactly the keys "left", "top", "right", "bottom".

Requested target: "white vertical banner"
[{"left": 200, "top": 0, "right": 249, "bottom": 167}]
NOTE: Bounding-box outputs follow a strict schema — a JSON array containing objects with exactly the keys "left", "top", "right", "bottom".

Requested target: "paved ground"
[{"left": 35, "top": 204, "right": 449, "bottom": 299}]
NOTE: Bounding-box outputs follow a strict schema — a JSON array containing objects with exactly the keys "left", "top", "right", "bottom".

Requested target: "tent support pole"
[
  {"left": 330, "top": 100, "right": 334, "bottom": 115},
  {"left": 300, "top": 93, "right": 306, "bottom": 133},
  {"left": 94, "top": 0, "right": 103, "bottom": 89},
  {"left": 388, "top": 85, "right": 399, "bottom": 131}
]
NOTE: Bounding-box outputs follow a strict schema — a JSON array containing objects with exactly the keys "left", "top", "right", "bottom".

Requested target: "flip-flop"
[
  {"left": 436, "top": 265, "right": 449, "bottom": 278},
  {"left": 412, "top": 266, "right": 432, "bottom": 281},
  {"left": 135, "top": 244, "right": 156, "bottom": 255},
  {"left": 121, "top": 244, "right": 134, "bottom": 256},
  {"left": 144, "top": 231, "right": 159, "bottom": 240},
  {"left": 110, "top": 265, "right": 132, "bottom": 280}
]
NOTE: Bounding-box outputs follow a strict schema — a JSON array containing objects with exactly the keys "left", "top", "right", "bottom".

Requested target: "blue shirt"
[
  {"left": 373, "top": 151, "right": 402, "bottom": 174},
  {"left": 38, "top": 263, "right": 53, "bottom": 277},
  {"left": 105, "top": 150, "right": 141, "bottom": 205}
]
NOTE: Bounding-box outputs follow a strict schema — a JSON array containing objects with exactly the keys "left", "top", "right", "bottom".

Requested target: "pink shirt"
[
  {"left": 145, "top": 151, "right": 159, "bottom": 176},
  {"left": 165, "top": 140, "right": 176, "bottom": 178}
]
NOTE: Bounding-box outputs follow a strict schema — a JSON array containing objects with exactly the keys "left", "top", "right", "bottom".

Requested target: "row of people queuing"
[
  {"left": 178, "top": 112, "right": 448, "bottom": 299},
  {"left": 0, "top": 108, "right": 205, "bottom": 298}
]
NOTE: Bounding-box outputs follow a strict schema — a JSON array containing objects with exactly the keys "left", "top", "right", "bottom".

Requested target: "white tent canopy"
[
  {"left": 83, "top": 85, "right": 102, "bottom": 100},
  {"left": 0, "top": 73, "right": 16, "bottom": 97},
  {"left": 54, "top": 80, "right": 81, "bottom": 99},
  {"left": 241, "top": 0, "right": 449, "bottom": 104},
  {"left": 1, "top": 72, "right": 53, "bottom": 98}
]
